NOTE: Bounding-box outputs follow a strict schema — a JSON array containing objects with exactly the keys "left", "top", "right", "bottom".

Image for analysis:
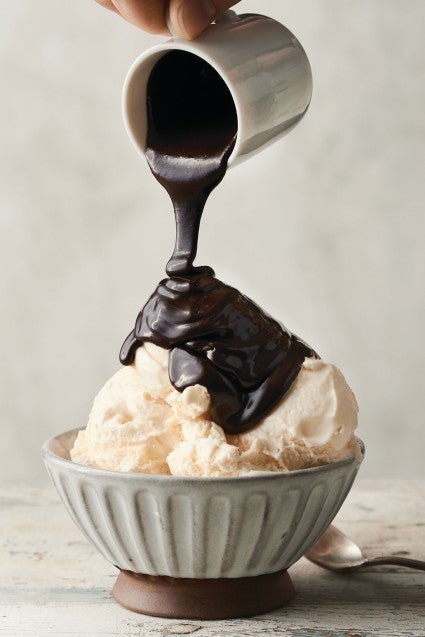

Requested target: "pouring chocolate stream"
[{"left": 120, "top": 50, "right": 316, "bottom": 434}]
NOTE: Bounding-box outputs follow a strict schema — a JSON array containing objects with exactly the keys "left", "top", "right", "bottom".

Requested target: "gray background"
[{"left": 1, "top": 0, "right": 424, "bottom": 481}]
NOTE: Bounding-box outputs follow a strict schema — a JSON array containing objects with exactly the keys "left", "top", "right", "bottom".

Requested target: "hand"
[{"left": 95, "top": 0, "right": 241, "bottom": 40}]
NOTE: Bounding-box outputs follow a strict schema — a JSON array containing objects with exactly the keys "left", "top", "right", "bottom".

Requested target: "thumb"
[{"left": 169, "top": 0, "right": 240, "bottom": 40}]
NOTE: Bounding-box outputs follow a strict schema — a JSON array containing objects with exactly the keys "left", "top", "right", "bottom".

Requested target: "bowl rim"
[{"left": 42, "top": 427, "right": 365, "bottom": 485}]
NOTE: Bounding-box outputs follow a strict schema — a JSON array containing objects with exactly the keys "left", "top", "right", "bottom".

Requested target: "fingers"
[
  {"left": 110, "top": 0, "right": 170, "bottom": 34},
  {"left": 169, "top": 0, "right": 215, "bottom": 40},
  {"left": 170, "top": 0, "right": 240, "bottom": 40},
  {"left": 96, "top": 0, "right": 242, "bottom": 39}
]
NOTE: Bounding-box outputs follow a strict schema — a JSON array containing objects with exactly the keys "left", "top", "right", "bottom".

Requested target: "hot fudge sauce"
[{"left": 120, "top": 51, "right": 316, "bottom": 434}]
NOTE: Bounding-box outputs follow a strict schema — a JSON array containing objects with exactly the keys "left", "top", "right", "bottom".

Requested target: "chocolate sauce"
[
  {"left": 144, "top": 51, "right": 237, "bottom": 276},
  {"left": 120, "top": 50, "right": 317, "bottom": 434}
]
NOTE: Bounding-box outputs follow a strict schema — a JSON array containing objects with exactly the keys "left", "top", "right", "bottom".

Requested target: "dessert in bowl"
[
  {"left": 42, "top": 26, "right": 365, "bottom": 619},
  {"left": 43, "top": 343, "right": 363, "bottom": 618}
]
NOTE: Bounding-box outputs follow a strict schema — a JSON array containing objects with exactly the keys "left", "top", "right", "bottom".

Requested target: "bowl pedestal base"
[{"left": 112, "top": 568, "right": 295, "bottom": 619}]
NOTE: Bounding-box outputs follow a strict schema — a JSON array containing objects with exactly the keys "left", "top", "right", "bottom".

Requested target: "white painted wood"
[{"left": 1, "top": 480, "right": 424, "bottom": 636}]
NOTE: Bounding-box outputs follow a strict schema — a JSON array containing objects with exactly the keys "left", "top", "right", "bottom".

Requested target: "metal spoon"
[{"left": 305, "top": 524, "right": 425, "bottom": 572}]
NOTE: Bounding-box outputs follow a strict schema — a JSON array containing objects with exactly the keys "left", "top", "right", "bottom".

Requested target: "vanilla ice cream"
[{"left": 71, "top": 343, "right": 360, "bottom": 477}]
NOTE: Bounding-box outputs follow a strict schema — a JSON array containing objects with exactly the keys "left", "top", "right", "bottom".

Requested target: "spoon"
[{"left": 305, "top": 524, "right": 425, "bottom": 572}]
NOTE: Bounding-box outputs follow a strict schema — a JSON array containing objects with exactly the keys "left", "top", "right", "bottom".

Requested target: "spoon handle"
[{"left": 363, "top": 556, "right": 425, "bottom": 571}]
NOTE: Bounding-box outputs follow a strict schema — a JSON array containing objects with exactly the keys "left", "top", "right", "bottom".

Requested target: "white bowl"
[{"left": 43, "top": 428, "right": 363, "bottom": 581}]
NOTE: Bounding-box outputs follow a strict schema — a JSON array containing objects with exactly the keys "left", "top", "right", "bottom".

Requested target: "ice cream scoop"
[{"left": 71, "top": 343, "right": 360, "bottom": 476}]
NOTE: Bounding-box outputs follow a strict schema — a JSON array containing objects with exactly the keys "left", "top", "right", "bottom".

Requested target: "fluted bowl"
[{"left": 43, "top": 428, "right": 363, "bottom": 581}]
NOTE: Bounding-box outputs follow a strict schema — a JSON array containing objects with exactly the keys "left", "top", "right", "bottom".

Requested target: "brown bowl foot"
[{"left": 112, "top": 569, "right": 295, "bottom": 619}]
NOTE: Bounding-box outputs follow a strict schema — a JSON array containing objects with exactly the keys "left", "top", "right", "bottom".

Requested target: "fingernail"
[{"left": 177, "top": 0, "right": 216, "bottom": 40}]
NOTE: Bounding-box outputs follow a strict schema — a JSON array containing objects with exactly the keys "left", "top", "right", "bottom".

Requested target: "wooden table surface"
[{"left": 1, "top": 479, "right": 424, "bottom": 637}]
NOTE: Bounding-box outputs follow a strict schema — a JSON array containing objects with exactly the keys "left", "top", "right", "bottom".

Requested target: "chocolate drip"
[
  {"left": 120, "top": 50, "right": 317, "bottom": 434},
  {"left": 145, "top": 51, "right": 237, "bottom": 276},
  {"left": 120, "top": 274, "right": 316, "bottom": 434}
]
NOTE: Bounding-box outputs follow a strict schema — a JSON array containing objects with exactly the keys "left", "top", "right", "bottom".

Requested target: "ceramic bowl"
[{"left": 42, "top": 428, "right": 363, "bottom": 618}]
